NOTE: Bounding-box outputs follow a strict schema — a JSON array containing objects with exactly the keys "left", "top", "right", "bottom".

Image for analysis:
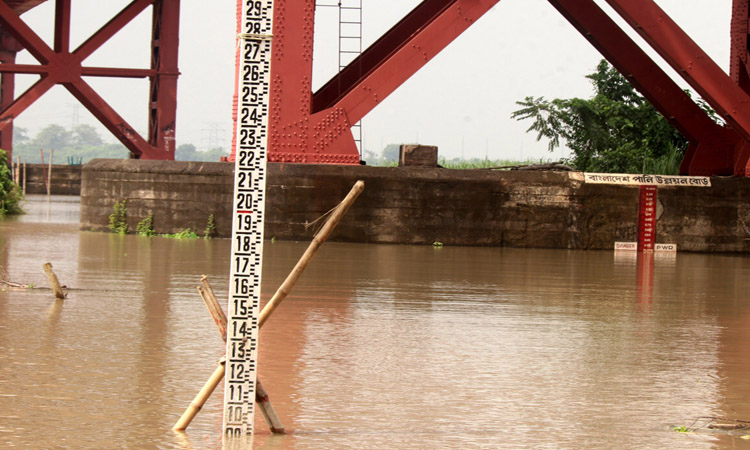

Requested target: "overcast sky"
[{"left": 12, "top": 0, "right": 731, "bottom": 161}]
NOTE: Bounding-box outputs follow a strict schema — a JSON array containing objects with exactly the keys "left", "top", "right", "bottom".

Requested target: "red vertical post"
[
  {"left": 0, "top": 31, "right": 20, "bottom": 158},
  {"left": 731, "top": 0, "right": 750, "bottom": 94},
  {"left": 54, "top": 0, "right": 71, "bottom": 54},
  {"left": 148, "top": 0, "right": 180, "bottom": 160},
  {"left": 637, "top": 186, "right": 657, "bottom": 252}
]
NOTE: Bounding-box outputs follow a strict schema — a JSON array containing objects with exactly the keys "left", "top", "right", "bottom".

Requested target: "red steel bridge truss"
[{"left": 2, "top": 0, "right": 750, "bottom": 175}]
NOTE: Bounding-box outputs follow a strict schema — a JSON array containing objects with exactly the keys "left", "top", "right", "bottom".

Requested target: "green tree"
[
  {"left": 175, "top": 143, "right": 197, "bottom": 161},
  {"left": 32, "top": 124, "right": 71, "bottom": 150},
  {"left": 511, "top": 60, "right": 688, "bottom": 174},
  {"left": 381, "top": 144, "right": 400, "bottom": 162},
  {"left": 13, "top": 126, "right": 29, "bottom": 144},
  {"left": 71, "top": 124, "right": 103, "bottom": 147},
  {"left": 0, "top": 149, "right": 22, "bottom": 215}
]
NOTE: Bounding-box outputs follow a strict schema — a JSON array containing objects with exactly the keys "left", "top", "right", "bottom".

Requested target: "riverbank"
[{"left": 71, "top": 159, "right": 750, "bottom": 252}]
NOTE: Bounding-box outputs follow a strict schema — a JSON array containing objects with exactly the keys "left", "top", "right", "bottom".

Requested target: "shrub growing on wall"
[{"left": 0, "top": 149, "right": 23, "bottom": 216}]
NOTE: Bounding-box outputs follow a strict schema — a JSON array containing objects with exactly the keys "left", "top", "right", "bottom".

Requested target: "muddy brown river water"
[{"left": 1, "top": 195, "right": 749, "bottom": 449}]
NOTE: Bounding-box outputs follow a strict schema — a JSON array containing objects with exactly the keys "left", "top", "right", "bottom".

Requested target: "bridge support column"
[{"left": 0, "top": 0, "right": 180, "bottom": 160}]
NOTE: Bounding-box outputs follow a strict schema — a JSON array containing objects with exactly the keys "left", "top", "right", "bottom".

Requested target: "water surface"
[{"left": 1, "top": 195, "right": 749, "bottom": 449}]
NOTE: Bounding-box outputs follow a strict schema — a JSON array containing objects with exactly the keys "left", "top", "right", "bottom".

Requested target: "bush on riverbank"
[{"left": 0, "top": 149, "right": 23, "bottom": 215}]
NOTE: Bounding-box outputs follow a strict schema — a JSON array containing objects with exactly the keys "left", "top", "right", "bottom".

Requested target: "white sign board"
[
  {"left": 584, "top": 173, "right": 711, "bottom": 187},
  {"left": 614, "top": 242, "right": 677, "bottom": 252}
]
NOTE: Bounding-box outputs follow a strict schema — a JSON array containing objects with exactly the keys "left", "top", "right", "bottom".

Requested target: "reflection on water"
[{"left": 1, "top": 195, "right": 749, "bottom": 449}]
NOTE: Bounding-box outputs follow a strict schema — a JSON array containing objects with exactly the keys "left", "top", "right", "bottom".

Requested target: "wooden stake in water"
[
  {"left": 223, "top": 0, "right": 275, "bottom": 445},
  {"left": 173, "top": 181, "right": 364, "bottom": 433},
  {"left": 40, "top": 150, "right": 48, "bottom": 194},
  {"left": 172, "top": 276, "right": 285, "bottom": 434},
  {"left": 42, "top": 262, "right": 65, "bottom": 299},
  {"left": 47, "top": 149, "right": 53, "bottom": 196}
]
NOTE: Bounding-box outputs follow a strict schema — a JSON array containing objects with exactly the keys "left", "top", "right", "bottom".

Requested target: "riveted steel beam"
[
  {"left": 549, "top": 0, "right": 740, "bottom": 176},
  {"left": 0, "top": 0, "right": 175, "bottom": 160},
  {"left": 148, "top": 0, "right": 180, "bottom": 160},
  {"left": 318, "top": 0, "right": 499, "bottom": 126},
  {"left": 604, "top": 0, "right": 750, "bottom": 144},
  {"left": 248, "top": 0, "right": 499, "bottom": 164}
]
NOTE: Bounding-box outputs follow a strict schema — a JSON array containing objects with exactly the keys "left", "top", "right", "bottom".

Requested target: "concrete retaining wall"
[
  {"left": 16, "top": 164, "right": 82, "bottom": 195},
  {"left": 79, "top": 158, "right": 750, "bottom": 252}
]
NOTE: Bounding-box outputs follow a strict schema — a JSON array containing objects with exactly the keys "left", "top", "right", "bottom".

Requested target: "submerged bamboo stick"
[
  {"left": 42, "top": 262, "right": 65, "bottom": 299},
  {"left": 173, "top": 180, "right": 365, "bottom": 432},
  {"left": 173, "top": 359, "right": 227, "bottom": 431},
  {"left": 255, "top": 379, "right": 285, "bottom": 434},
  {"left": 198, "top": 276, "right": 227, "bottom": 340},
  {"left": 176, "top": 276, "right": 285, "bottom": 433}
]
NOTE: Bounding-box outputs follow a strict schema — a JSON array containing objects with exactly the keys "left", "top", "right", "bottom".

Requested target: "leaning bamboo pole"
[
  {"left": 173, "top": 180, "right": 365, "bottom": 431},
  {"left": 259, "top": 180, "right": 364, "bottom": 327},
  {"left": 182, "top": 275, "right": 285, "bottom": 433}
]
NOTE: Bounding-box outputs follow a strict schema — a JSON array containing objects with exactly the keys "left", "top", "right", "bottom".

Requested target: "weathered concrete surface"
[
  {"left": 17, "top": 164, "right": 82, "bottom": 195},
  {"left": 79, "top": 159, "right": 750, "bottom": 252},
  {"left": 399, "top": 144, "right": 438, "bottom": 167}
]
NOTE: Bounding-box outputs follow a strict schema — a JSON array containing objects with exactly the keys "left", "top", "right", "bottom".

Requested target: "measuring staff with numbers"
[{"left": 223, "top": 0, "right": 275, "bottom": 445}]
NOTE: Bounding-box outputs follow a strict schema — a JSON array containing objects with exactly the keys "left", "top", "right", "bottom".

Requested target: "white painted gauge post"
[{"left": 223, "top": 0, "right": 275, "bottom": 446}]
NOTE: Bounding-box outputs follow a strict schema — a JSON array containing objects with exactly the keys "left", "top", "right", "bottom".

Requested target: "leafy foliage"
[
  {"left": 108, "top": 200, "right": 128, "bottom": 234},
  {"left": 11, "top": 124, "right": 229, "bottom": 164},
  {"left": 0, "top": 149, "right": 23, "bottom": 215},
  {"left": 13, "top": 124, "right": 129, "bottom": 163},
  {"left": 176, "top": 144, "right": 229, "bottom": 162},
  {"left": 136, "top": 214, "right": 156, "bottom": 236},
  {"left": 512, "top": 60, "right": 689, "bottom": 174},
  {"left": 204, "top": 214, "right": 216, "bottom": 239},
  {"left": 162, "top": 228, "right": 199, "bottom": 239}
]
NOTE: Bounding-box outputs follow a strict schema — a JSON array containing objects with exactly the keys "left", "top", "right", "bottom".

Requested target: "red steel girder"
[
  {"left": 148, "top": 0, "right": 179, "bottom": 160},
  {"left": 254, "top": 0, "right": 750, "bottom": 175},
  {"left": 0, "top": 29, "right": 21, "bottom": 154},
  {"left": 246, "top": 0, "right": 499, "bottom": 164},
  {"left": 731, "top": 0, "right": 750, "bottom": 94},
  {"left": 548, "top": 0, "right": 740, "bottom": 176},
  {"left": 0, "top": 0, "right": 179, "bottom": 160},
  {"left": 604, "top": 0, "right": 750, "bottom": 144},
  {"left": 316, "top": 0, "right": 499, "bottom": 127}
]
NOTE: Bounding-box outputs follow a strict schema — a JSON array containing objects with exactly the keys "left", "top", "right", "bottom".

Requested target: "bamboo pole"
[
  {"left": 198, "top": 276, "right": 227, "bottom": 340},
  {"left": 42, "top": 262, "right": 66, "bottom": 299},
  {"left": 15, "top": 156, "right": 20, "bottom": 186},
  {"left": 190, "top": 275, "right": 285, "bottom": 433},
  {"left": 173, "top": 180, "right": 365, "bottom": 432},
  {"left": 173, "top": 359, "right": 227, "bottom": 431},
  {"left": 40, "top": 150, "right": 48, "bottom": 195},
  {"left": 259, "top": 179, "right": 364, "bottom": 328},
  {"left": 22, "top": 160, "right": 26, "bottom": 195},
  {"left": 47, "top": 149, "right": 53, "bottom": 196},
  {"left": 255, "top": 379, "right": 285, "bottom": 434}
]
